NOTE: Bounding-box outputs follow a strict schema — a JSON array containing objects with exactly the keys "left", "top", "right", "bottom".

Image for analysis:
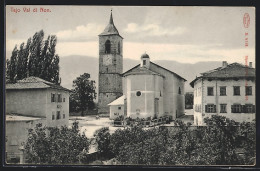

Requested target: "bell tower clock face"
[{"left": 103, "top": 54, "right": 112, "bottom": 66}]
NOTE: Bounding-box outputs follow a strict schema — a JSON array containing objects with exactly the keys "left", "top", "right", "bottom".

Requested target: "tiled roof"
[
  {"left": 6, "top": 114, "right": 44, "bottom": 122},
  {"left": 190, "top": 63, "right": 255, "bottom": 88},
  {"left": 200, "top": 63, "right": 255, "bottom": 78},
  {"left": 6, "top": 76, "right": 71, "bottom": 92},
  {"left": 122, "top": 62, "right": 186, "bottom": 81},
  {"left": 99, "top": 12, "right": 122, "bottom": 38},
  {"left": 108, "top": 95, "right": 125, "bottom": 106},
  {"left": 123, "top": 66, "right": 164, "bottom": 77}
]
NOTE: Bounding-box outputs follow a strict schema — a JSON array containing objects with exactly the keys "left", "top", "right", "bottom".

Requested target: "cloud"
[
  {"left": 124, "top": 23, "right": 188, "bottom": 37},
  {"left": 55, "top": 23, "right": 105, "bottom": 42}
]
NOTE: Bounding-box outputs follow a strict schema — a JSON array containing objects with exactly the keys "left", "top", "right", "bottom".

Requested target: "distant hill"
[{"left": 59, "top": 55, "right": 222, "bottom": 93}]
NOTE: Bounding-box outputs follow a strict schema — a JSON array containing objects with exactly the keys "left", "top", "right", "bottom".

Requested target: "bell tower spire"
[{"left": 109, "top": 9, "right": 114, "bottom": 25}]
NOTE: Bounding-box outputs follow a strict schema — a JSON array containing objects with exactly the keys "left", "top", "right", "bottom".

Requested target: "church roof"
[
  {"left": 190, "top": 62, "right": 255, "bottom": 88},
  {"left": 123, "top": 62, "right": 186, "bottom": 81},
  {"left": 123, "top": 65, "right": 164, "bottom": 77},
  {"left": 108, "top": 95, "right": 125, "bottom": 106},
  {"left": 99, "top": 11, "right": 123, "bottom": 38},
  {"left": 6, "top": 76, "right": 71, "bottom": 92}
]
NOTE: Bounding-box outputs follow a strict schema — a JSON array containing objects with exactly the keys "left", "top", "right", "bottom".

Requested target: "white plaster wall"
[
  {"left": 6, "top": 89, "right": 48, "bottom": 118},
  {"left": 46, "top": 89, "right": 70, "bottom": 127},
  {"left": 109, "top": 105, "right": 124, "bottom": 119},
  {"left": 193, "top": 78, "right": 255, "bottom": 126},
  {"left": 5, "top": 118, "right": 46, "bottom": 162}
]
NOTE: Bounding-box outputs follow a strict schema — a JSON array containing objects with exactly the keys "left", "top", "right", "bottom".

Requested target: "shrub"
[
  {"left": 25, "top": 121, "right": 90, "bottom": 164},
  {"left": 93, "top": 127, "right": 111, "bottom": 158}
]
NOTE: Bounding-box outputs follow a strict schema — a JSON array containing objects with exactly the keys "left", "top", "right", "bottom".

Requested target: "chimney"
[
  {"left": 249, "top": 62, "right": 252, "bottom": 68},
  {"left": 222, "top": 61, "right": 228, "bottom": 67}
]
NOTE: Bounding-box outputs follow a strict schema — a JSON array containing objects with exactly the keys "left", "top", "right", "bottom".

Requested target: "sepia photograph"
[{"left": 4, "top": 5, "right": 256, "bottom": 166}]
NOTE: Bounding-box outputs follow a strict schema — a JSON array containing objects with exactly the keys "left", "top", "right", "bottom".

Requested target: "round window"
[{"left": 136, "top": 91, "right": 142, "bottom": 96}]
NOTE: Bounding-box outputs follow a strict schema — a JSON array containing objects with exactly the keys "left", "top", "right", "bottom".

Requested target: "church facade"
[
  {"left": 98, "top": 12, "right": 123, "bottom": 114},
  {"left": 121, "top": 54, "right": 186, "bottom": 120}
]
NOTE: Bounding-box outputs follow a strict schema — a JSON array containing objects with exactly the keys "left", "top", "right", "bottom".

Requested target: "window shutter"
[
  {"left": 242, "top": 105, "right": 246, "bottom": 113},
  {"left": 205, "top": 105, "right": 208, "bottom": 113},
  {"left": 239, "top": 105, "right": 242, "bottom": 113},
  {"left": 214, "top": 105, "right": 216, "bottom": 113},
  {"left": 252, "top": 105, "right": 256, "bottom": 113},
  {"left": 231, "top": 105, "right": 234, "bottom": 113}
]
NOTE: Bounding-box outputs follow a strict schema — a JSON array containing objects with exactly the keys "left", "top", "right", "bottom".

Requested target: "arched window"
[
  {"left": 178, "top": 87, "right": 181, "bottom": 94},
  {"left": 105, "top": 40, "right": 111, "bottom": 54},
  {"left": 118, "top": 42, "right": 120, "bottom": 54}
]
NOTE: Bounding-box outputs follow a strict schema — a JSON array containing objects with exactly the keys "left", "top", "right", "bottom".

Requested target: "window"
[
  {"left": 51, "top": 93, "right": 55, "bottom": 102},
  {"left": 233, "top": 86, "right": 240, "bottom": 96},
  {"left": 231, "top": 104, "right": 242, "bottom": 113},
  {"left": 207, "top": 87, "right": 214, "bottom": 96},
  {"left": 118, "top": 106, "right": 121, "bottom": 110},
  {"left": 136, "top": 91, "right": 142, "bottom": 96},
  {"left": 143, "top": 60, "right": 146, "bottom": 66},
  {"left": 52, "top": 111, "right": 55, "bottom": 120},
  {"left": 205, "top": 104, "right": 216, "bottom": 113},
  {"left": 178, "top": 87, "right": 181, "bottom": 94},
  {"left": 58, "top": 94, "right": 62, "bottom": 102},
  {"left": 63, "top": 98, "right": 65, "bottom": 102},
  {"left": 118, "top": 42, "right": 120, "bottom": 54},
  {"left": 244, "top": 104, "right": 255, "bottom": 113},
  {"left": 220, "top": 104, "right": 227, "bottom": 113},
  {"left": 220, "top": 87, "right": 226, "bottom": 96},
  {"left": 245, "top": 86, "right": 252, "bottom": 96},
  {"left": 56, "top": 111, "right": 61, "bottom": 120},
  {"left": 63, "top": 114, "right": 66, "bottom": 119},
  {"left": 105, "top": 40, "right": 111, "bottom": 54}
]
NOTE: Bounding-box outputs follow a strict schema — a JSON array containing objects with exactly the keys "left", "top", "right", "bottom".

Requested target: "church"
[{"left": 98, "top": 11, "right": 186, "bottom": 120}]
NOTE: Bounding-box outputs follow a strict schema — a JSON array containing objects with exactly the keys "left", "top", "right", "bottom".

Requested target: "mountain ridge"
[{"left": 59, "top": 55, "right": 222, "bottom": 93}]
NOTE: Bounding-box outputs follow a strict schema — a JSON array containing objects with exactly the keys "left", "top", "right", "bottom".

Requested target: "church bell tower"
[{"left": 98, "top": 10, "right": 123, "bottom": 114}]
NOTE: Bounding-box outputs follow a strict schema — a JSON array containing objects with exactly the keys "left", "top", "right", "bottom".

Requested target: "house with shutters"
[
  {"left": 6, "top": 76, "right": 71, "bottom": 127},
  {"left": 190, "top": 61, "right": 255, "bottom": 126},
  {"left": 5, "top": 76, "right": 71, "bottom": 163}
]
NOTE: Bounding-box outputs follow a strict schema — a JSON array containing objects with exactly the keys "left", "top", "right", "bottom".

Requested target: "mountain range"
[{"left": 59, "top": 55, "right": 223, "bottom": 93}]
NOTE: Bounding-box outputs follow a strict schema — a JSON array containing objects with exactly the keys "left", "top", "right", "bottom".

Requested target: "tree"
[
  {"left": 24, "top": 121, "right": 90, "bottom": 164},
  {"left": 185, "top": 92, "right": 194, "bottom": 109},
  {"left": 8, "top": 45, "right": 18, "bottom": 82},
  {"left": 94, "top": 127, "right": 111, "bottom": 158},
  {"left": 6, "top": 30, "right": 60, "bottom": 84},
  {"left": 70, "top": 73, "right": 97, "bottom": 115}
]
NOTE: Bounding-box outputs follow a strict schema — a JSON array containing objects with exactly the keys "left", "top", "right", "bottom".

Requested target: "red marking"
[{"left": 243, "top": 13, "right": 250, "bottom": 28}]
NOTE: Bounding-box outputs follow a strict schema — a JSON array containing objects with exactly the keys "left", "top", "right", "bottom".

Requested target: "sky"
[{"left": 6, "top": 6, "right": 255, "bottom": 64}]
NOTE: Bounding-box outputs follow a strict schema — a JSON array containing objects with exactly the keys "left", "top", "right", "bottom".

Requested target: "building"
[
  {"left": 5, "top": 76, "right": 71, "bottom": 163},
  {"left": 190, "top": 61, "right": 255, "bottom": 126},
  {"left": 110, "top": 53, "right": 186, "bottom": 120},
  {"left": 5, "top": 115, "right": 45, "bottom": 163},
  {"left": 98, "top": 11, "right": 123, "bottom": 114},
  {"left": 6, "top": 76, "right": 71, "bottom": 127},
  {"left": 108, "top": 95, "right": 125, "bottom": 119}
]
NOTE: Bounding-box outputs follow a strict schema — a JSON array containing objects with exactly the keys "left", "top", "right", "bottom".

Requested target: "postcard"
[{"left": 5, "top": 5, "right": 256, "bottom": 166}]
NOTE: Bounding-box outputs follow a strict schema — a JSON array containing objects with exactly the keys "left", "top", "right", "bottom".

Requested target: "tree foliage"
[
  {"left": 185, "top": 92, "right": 194, "bottom": 108},
  {"left": 24, "top": 121, "right": 90, "bottom": 164},
  {"left": 70, "top": 73, "right": 97, "bottom": 115},
  {"left": 94, "top": 115, "right": 255, "bottom": 165},
  {"left": 93, "top": 127, "right": 111, "bottom": 158},
  {"left": 6, "top": 30, "right": 60, "bottom": 84}
]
